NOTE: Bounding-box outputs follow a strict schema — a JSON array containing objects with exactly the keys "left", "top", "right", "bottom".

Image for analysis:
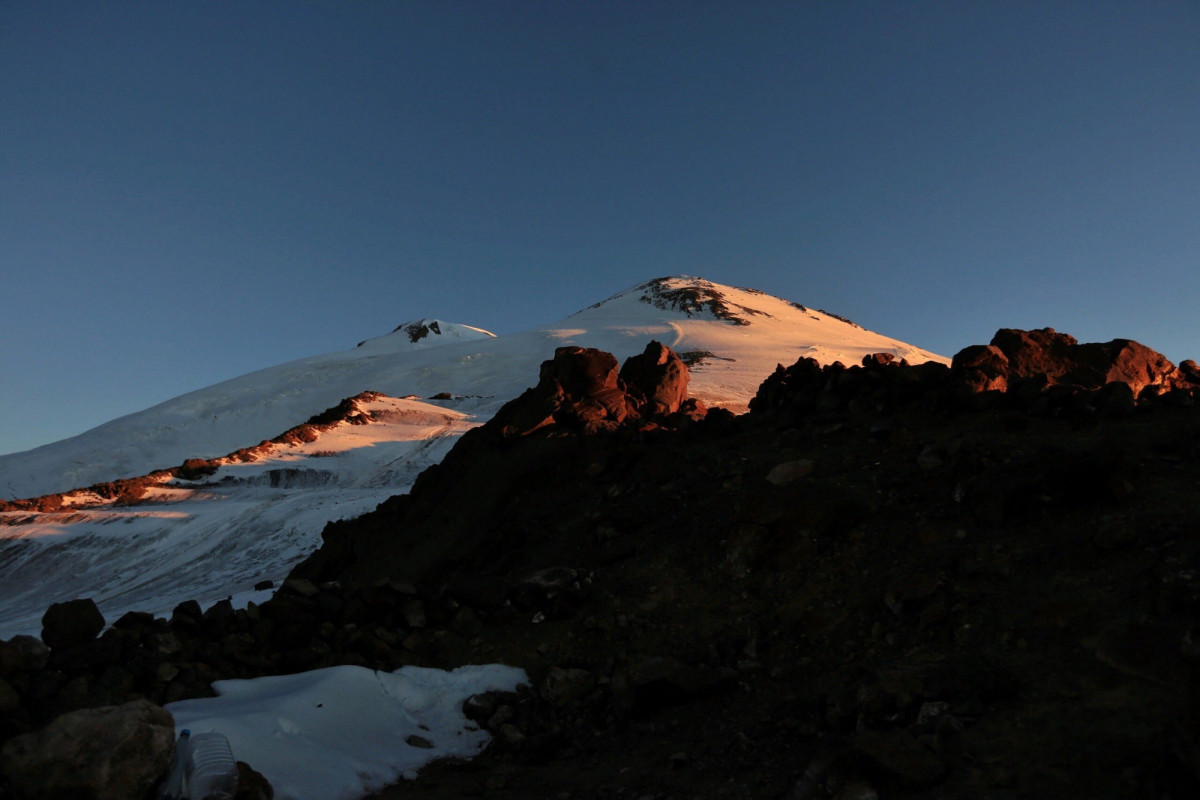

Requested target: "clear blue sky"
[{"left": 2, "top": 1, "right": 1198, "bottom": 456}]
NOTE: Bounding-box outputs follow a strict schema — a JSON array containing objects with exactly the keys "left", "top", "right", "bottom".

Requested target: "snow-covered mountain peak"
[
  {"left": 356, "top": 318, "right": 496, "bottom": 351},
  {"left": 579, "top": 276, "right": 777, "bottom": 326},
  {"left": 573, "top": 275, "right": 863, "bottom": 330}
]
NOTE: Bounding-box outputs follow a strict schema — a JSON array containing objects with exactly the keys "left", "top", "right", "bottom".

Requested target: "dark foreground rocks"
[
  {"left": 4, "top": 334, "right": 1200, "bottom": 799},
  {"left": 0, "top": 699, "right": 174, "bottom": 800}
]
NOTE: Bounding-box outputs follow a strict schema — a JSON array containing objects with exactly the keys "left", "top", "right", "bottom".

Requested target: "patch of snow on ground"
[{"left": 166, "top": 663, "right": 528, "bottom": 800}]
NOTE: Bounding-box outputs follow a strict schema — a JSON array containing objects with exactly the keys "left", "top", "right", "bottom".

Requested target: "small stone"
[
  {"left": 156, "top": 662, "right": 180, "bottom": 683},
  {"left": 462, "top": 693, "right": 498, "bottom": 724},
  {"left": 766, "top": 459, "right": 814, "bottom": 486},
  {"left": 498, "top": 723, "right": 526, "bottom": 746},
  {"left": 401, "top": 599, "right": 427, "bottom": 629},
  {"left": 837, "top": 782, "right": 879, "bottom": 800},
  {"left": 450, "top": 607, "right": 484, "bottom": 638},
  {"left": 0, "top": 677, "right": 20, "bottom": 714},
  {"left": 917, "top": 445, "right": 945, "bottom": 471},
  {"left": 283, "top": 578, "right": 319, "bottom": 597},
  {"left": 236, "top": 760, "right": 275, "bottom": 800},
  {"left": 855, "top": 727, "right": 946, "bottom": 787},
  {"left": 0, "top": 635, "right": 50, "bottom": 675},
  {"left": 487, "top": 705, "right": 514, "bottom": 731},
  {"left": 596, "top": 525, "right": 620, "bottom": 541},
  {"left": 541, "top": 667, "right": 597, "bottom": 707},
  {"left": 405, "top": 734, "right": 434, "bottom": 749},
  {"left": 915, "top": 701, "right": 951, "bottom": 730},
  {"left": 155, "top": 632, "right": 182, "bottom": 656}
]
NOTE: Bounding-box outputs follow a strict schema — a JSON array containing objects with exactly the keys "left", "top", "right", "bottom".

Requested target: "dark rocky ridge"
[{"left": 3, "top": 332, "right": 1200, "bottom": 799}]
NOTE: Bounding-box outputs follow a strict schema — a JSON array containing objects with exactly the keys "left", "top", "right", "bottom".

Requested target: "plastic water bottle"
[{"left": 184, "top": 731, "right": 239, "bottom": 800}]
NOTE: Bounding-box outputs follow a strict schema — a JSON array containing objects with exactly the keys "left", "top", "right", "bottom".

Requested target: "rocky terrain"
[{"left": 3, "top": 330, "right": 1200, "bottom": 799}]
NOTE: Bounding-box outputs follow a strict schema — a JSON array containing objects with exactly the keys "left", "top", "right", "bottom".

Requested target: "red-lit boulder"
[
  {"left": 620, "top": 340, "right": 690, "bottom": 417},
  {"left": 491, "top": 342, "right": 694, "bottom": 437},
  {"left": 953, "top": 328, "right": 1196, "bottom": 397}
]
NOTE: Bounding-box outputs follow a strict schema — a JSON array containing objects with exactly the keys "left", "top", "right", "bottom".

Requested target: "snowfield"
[
  {"left": 0, "top": 277, "right": 949, "bottom": 638},
  {"left": 0, "top": 397, "right": 474, "bottom": 637},
  {"left": 166, "top": 663, "right": 529, "bottom": 800}
]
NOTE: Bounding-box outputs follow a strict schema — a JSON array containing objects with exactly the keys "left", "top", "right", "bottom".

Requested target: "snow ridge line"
[{"left": 0, "top": 391, "right": 395, "bottom": 514}]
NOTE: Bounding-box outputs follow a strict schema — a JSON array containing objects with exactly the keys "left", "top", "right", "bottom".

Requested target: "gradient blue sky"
[{"left": 2, "top": 1, "right": 1198, "bottom": 456}]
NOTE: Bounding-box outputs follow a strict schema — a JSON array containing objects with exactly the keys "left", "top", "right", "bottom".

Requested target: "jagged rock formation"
[
  {"left": 952, "top": 327, "right": 1198, "bottom": 397},
  {"left": 752, "top": 327, "right": 1200, "bottom": 421},
  {"left": 488, "top": 341, "right": 701, "bottom": 438}
]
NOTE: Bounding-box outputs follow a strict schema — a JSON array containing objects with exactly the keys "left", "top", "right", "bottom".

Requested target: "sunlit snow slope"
[
  {"left": 0, "top": 396, "right": 474, "bottom": 637},
  {"left": 0, "top": 277, "right": 948, "bottom": 636}
]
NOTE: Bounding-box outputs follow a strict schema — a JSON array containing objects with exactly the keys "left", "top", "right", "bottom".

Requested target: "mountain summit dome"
[
  {"left": 582, "top": 275, "right": 795, "bottom": 326},
  {"left": 355, "top": 318, "right": 496, "bottom": 351}
]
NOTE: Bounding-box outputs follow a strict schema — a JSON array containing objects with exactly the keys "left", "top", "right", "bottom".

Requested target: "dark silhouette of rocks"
[
  {"left": 486, "top": 341, "right": 699, "bottom": 439},
  {"left": 39, "top": 599, "right": 104, "bottom": 651},
  {"left": 751, "top": 328, "right": 1199, "bottom": 423}
]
